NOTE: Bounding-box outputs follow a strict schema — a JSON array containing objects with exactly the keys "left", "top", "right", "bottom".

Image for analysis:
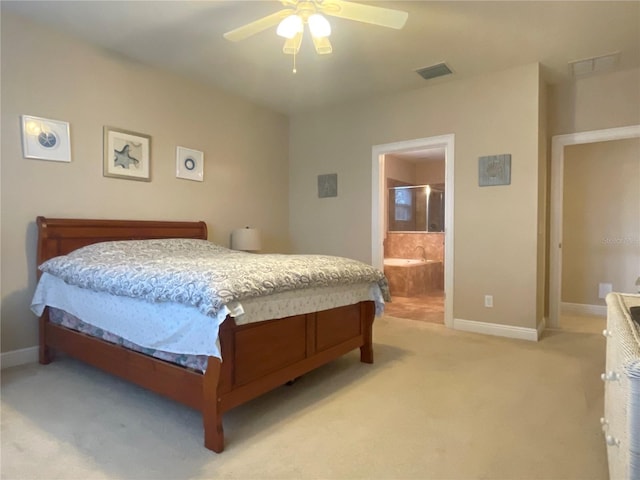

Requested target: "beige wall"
[
  {"left": 548, "top": 67, "right": 640, "bottom": 312},
  {"left": 562, "top": 138, "right": 640, "bottom": 305},
  {"left": 549, "top": 68, "right": 640, "bottom": 136},
  {"left": 0, "top": 13, "right": 290, "bottom": 353},
  {"left": 4, "top": 14, "right": 636, "bottom": 353},
  {"left": 385, "top": 155, "right": 416, "bottom": 184},
  {"left": 384, "top": 156, "right": 445, "bottom": 186},
  {"left": 416, "top": 161, "right": 445, "bottom": 185},
  {"left": 289, "top": 63, "right": 543, "bottom": 329}
]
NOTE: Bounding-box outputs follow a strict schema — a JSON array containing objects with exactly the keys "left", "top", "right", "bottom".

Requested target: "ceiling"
[{"left": 3, "top": 1, "right": 639, "bottom": 115}]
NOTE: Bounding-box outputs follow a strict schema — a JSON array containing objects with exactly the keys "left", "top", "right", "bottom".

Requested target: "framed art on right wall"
[{"left": 478, "top": 154, "right": 511, "bottom": 186}]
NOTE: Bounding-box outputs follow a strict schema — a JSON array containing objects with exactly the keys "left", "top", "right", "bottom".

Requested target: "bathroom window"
[{"left": 395, "top": 188, "right": 413, "bottom": 221}]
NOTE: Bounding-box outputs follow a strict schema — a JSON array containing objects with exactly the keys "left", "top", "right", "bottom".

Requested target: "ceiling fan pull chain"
[{"left": 293, "top": 51, "right": 297, "bottom": 74}]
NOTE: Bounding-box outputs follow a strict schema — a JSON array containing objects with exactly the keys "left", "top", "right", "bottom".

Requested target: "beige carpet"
[{"left": 1, "top": 316, "right": 608, "bottom": 479}]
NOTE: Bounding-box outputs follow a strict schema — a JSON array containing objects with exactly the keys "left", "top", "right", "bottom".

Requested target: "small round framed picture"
[
  {"left": 21, "top": 115, "right": 71, "bottom": 163},
  {"left": 176, "top": 146, "right": 204, "bottom": 182}
]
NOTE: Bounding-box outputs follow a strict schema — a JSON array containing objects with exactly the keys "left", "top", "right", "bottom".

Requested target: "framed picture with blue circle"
[
  {"left": 176, "top": 146, "right": 204, "bottom": 182},
  {"left": 21, "top": 115, "right": 71, "bottom": 163}
]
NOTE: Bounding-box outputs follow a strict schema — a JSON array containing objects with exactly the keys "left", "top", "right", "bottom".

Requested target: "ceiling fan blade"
[
  {"left": 312, "top": 35, "right": 333, "bottom": 55},
  {"left": 283, "top": 32, "right": 303, "bottom": 54},
  {"left": 320, "top": 0, "right": 408, "bottom": 29},
  {"left": 223, "top": 9, "right": 294, "bottom": 42}
]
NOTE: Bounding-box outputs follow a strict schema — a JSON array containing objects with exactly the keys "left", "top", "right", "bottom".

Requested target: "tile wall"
[
  {"left": 383, "top": 232, "right": 445, "bottom": 296},
  {"left": 384, "top": 233, "right": 444, "bottom": 261},
  {"left": 384, "top": 261, "right": 444, "bottom": 296}
]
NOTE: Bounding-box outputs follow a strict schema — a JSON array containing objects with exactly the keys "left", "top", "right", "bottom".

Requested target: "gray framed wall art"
[
  {"left": 479, "top": 154, "right": 511, "bottom": 186},
  {"left": 318, "top": 173, "right": 338, "bottom": 198}
]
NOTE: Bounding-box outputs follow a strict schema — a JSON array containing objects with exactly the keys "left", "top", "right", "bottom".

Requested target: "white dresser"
[{"left": 603, "top": 293, "right": 640, "bottom": 480}]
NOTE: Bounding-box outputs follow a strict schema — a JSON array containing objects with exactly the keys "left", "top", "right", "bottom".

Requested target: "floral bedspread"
[{"left": 39, "top": 239, "right": 390, "bottom": 318}]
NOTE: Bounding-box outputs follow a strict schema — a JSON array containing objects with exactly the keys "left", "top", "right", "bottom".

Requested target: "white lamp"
[{"left": 231, "top": 227, "right": 262, "bottom": 252}]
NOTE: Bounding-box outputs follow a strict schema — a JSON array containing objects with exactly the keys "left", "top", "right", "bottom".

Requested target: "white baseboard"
[
  {"left": 561, "top": 302, "right": 606, "bottom": 317},
  {"left": 1, "top": 346, "right": 38, "bottom": 370},
  {"left": 453, "top": 318, "right": 539, "bottom": 342}
]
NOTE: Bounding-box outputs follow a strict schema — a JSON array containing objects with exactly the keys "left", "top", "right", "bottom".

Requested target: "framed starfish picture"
[{"left": 103, "top": 126, "right": 151, "bottom": 181}]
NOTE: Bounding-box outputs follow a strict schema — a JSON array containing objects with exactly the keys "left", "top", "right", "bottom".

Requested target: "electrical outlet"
[{"left": 484, "top": 295, "right": 493, "bottom": 308}]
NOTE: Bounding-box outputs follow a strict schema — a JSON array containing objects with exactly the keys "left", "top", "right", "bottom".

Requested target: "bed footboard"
[
  {"left": 204, "top": 300, "right": 375, "bottom": 452},
  {"left": 39, "top": 300, "right": 375, "bottom": 453}
]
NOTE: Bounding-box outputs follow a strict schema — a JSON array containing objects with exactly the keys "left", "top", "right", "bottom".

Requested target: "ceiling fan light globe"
[
  {"left": 277, "top": 14, "right": 304, "bottom": 39},
  {"left": 308, "top": 13, "right": 331, "bottom": 38}
]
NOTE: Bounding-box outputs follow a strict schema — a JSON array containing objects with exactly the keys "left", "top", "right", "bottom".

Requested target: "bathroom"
[{"left": 383, "top": 150, "right": 445, "bottom": 324}]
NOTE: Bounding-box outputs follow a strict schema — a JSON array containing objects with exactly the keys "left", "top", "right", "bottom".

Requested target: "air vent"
[
  {"left": 416, "top": 62, "right": 453, "bottom": 81},
  {"left": 569, "top": 52, "right": 619, "bottom": 77}
]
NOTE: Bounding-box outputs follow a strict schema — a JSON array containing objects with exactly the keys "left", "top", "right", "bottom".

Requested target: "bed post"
[
  {"left": 202, "top": 356, "right": 224, "bottom": 453},
  {"left": 37, "top": 217, "right": 52, "bottom": 364},
  {"left": 39, "top": 309, "right": 52, "bottom": 364},
  {"left": 359, "top": 301, "right": 375, "bottom": 364}
]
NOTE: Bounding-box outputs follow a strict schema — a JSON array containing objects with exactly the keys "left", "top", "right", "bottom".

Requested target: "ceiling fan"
[{"left": 223, "top": 0, "right": 408, "bottom": 58}]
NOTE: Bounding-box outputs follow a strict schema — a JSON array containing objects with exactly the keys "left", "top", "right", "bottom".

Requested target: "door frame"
[
  {"left": 548, "top": 124, "right": 640, "bottom": 328},
  {"left": 371, "top": 134, "right": 455, "bottom": 328}
]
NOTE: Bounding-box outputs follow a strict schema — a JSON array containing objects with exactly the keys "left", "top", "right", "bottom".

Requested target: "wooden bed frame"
[{"left": 36, "top": 216, "right": 375, "bottom": 453}]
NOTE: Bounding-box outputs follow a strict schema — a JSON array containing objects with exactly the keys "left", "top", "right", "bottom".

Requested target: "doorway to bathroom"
[{"left": 371, "top": 135, "right": 454, "bottom": 328}]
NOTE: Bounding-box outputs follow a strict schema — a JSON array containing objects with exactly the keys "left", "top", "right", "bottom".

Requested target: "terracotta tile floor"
[{"left": 384, "top": 291, "right": 445, "bottom": 324}]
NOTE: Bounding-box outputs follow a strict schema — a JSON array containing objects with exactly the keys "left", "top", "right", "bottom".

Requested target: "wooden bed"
[{"left": 36, "top": 216, "right": 376, "bottom": 453}]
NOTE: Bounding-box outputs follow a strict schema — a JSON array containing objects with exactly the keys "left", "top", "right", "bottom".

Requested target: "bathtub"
[{"left": 383, "top": 258, "right": 443, "bottom": 297}]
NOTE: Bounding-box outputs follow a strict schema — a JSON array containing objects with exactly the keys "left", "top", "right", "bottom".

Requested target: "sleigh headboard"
[{"left": 36, "top": 216, "right": 208, "bottom": 267}]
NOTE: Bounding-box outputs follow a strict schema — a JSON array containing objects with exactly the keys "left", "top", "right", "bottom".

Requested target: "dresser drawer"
[{"left": 603, "top": 293, "right": 640, "bottom": 480}]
